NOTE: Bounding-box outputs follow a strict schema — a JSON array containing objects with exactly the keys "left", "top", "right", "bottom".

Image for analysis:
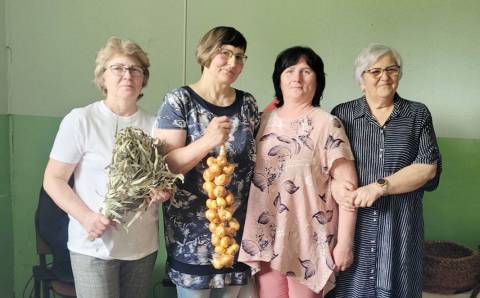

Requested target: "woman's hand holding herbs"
[
  {"left": 147, "top": 188, "right": 173, "bottom": 206},
  {"left": 102, "top": 127, "right": 183, "bottom": 230}
]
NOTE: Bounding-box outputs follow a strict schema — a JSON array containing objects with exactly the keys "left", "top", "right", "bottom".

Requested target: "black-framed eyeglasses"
[
  {"left": 217, "top": 48, "right": 248, "bottom": 64},
  {"left": 107, "top": 64, "right": 144, "bottom": 77},
  {"left": 363, "top": 65, "right": 401, "bottom": 78}
]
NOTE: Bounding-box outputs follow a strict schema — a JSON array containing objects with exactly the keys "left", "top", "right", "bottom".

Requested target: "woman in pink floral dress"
[{"left": 239, "top": 46, "right": 358, "bottom": 298}]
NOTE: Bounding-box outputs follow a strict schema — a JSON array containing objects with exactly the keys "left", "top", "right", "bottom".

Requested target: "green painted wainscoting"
[
  {"left": 0, "top": 115, "right": 13, "bottom": 298},
  {"left": 7, "top": 114, "right": 480, "bottom": 297},
  {"left": 424, "top": 138, "right": 480, "bottom": 248}
]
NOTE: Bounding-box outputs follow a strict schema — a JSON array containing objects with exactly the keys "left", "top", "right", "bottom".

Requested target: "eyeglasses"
[
  {"left": 363, "top": 65, "right": 401, "bottom": 78},
  {"left": 107, "top": 64, "right": 144, "bottom": 77},
  {"left": 217, "top": 48, "right": 248, "bottom": 64}
]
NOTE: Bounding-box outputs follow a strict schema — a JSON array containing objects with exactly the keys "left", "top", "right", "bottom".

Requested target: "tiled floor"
[{"left": 423, "top": 291, "right": 474, "bottom": 298}]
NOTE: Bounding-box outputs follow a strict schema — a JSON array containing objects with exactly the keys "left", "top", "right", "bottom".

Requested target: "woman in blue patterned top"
[
  {"left": 153, "top": 26, "right": 259, "bottom": 298},
  {"left": 330, "top": 44, "right": 442, "bottom": 298}
]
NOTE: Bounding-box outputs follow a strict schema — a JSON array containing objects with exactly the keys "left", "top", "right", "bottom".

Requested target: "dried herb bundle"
[{"left": 103, "top": 127, "right": 183, "bottom": 229}]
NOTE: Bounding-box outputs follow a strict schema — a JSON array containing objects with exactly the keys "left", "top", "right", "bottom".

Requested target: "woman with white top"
[{"left": 43, "top": 37, "right": 169, "bottom": 298}]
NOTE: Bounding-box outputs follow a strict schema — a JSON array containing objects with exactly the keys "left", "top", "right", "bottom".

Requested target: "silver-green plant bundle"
[{"left": 103, "top": 127, "right": 183, "bottom": 229}]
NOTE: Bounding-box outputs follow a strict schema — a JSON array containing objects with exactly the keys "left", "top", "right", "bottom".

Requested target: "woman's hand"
[
  {"left": 332, "top": 243, "right": 353, "bottom": 272},
  {"left": 353, "top": 183, "right": 384, "bottom": 208},
  {"left": 82, "top": 211, "right": 112, "bottom": 239},
  {"left": 44, "top": 159, "right": 113, "bottom": 240},
  {"left": 331, "top": 179, "right": 357, "bottom": 212},
  {"left": 203, "top": 116, "right": 231, "bottom": 148},
  {"left": 146, "top": 188, "right": 173, "bottom": 206},
  {"left": 153, "top": 117, "right": 231, "bottom": 175}
]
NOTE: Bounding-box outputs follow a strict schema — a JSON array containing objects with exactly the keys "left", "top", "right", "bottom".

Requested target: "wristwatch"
[{"left": 376, "top": 178, "right": 389, "bottom": 194}]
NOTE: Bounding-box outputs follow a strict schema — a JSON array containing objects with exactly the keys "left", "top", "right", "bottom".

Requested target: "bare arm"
[
  {"left": 330, "top": 158, "right": 358, "bottom": 211},
  {"left": 386, "top": 163, "right": 437, "bottom": 195},
  {"left": 43, "top": 159, "right": 111, "bottom": 238},
  {"left": 153, "top": 116, "right": 231, "bottom": 174},
  {"left": 354, "top": 163, "right": 437, "bottom": 208},
  {"left": 333, "top": 207, "right": 357, "bottom": 271},
  {"left": 330, "top": 158, "right": 358, "bottom": 271}
]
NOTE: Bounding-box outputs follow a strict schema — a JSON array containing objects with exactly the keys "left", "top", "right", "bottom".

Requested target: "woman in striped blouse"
[{"left": 331, "top": 44, "right": 442, "bottom": 298}]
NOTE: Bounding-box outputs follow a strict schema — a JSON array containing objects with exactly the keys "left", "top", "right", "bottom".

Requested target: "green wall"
[
  {"left": 0, "top": 0, "right": 7, "bottom": 114},
  {"left": 424, "top": 138, "right": 480, "bottom": 248},
  {"left": 1, "top": 0, "right": 14, "bottom": 296},
  {"left": 10, "top": 115, "right": 60, "bottom": 297},
  {"left": 183, "top": 0, "right": 480, "bottom": 139},
  {"left": 5, "top": 0, "right": 480, "bottom": 139},
  {"left": 6, "top": 0, "right": 185, "bottom": 116},
  {"left": 3, "top": 0, "right": 480, "bottom": 296},
  {"left": 0, "top": 116, "right": 13, "bottom": 298}
]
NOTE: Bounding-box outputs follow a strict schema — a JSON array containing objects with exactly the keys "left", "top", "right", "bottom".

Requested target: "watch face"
[{"left": 377, "top": 178, "right": 386, "bottom": 185}]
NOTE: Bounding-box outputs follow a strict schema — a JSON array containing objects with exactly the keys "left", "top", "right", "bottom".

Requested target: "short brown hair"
[
  {"left": 94, "top": 37, "right": 150, "bottom": 97},
  {"left": 196, "top": 26, "right": 247, "bottom": 71}
]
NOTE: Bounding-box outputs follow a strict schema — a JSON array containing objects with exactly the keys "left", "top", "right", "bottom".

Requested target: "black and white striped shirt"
[{"left": 331, "top": 94, "right": 441, "bottom": 298}]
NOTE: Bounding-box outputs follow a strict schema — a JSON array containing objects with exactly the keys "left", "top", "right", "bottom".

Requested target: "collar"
[{"left": 353, "top": 93, "right": 414, "bottom": 120}]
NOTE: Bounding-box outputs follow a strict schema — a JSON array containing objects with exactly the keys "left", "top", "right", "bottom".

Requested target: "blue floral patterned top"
[{"left": 155, "top": 86, "right": 259, "bottom": 289}]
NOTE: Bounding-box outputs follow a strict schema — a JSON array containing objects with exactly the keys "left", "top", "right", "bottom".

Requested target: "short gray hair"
[{"left": 354, "top": 43, "right": 403, "bottom": 86}]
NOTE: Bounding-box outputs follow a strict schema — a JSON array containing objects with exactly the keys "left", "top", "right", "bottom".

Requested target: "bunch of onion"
[
  {"left": 102, "top": 127, "right": 183, "bottom": 230},
  {"left": 203, "top": 145, "right": 240, "bottom": 269}
]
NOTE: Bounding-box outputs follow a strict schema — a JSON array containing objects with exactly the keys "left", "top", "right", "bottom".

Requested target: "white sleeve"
[{"left": 49, "top": 110, "right": 85, "bottom": 164}]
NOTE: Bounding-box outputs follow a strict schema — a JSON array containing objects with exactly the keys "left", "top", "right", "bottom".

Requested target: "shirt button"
[
  {"left": 373, "top": 211, "right": 377, "bottom": 215},
  {"left": 373, "top": 218, "right": 377, "bottom": 222},
  {"left": 370, "top": 240, "right": 375, "bottom": 244},
  {"left": 370, "top": 276, "right": 374, "bottom": 280},
  {"left": 371, "top": 269, "right": 375, "bottom": 274},
  {"left": 371, "top": 248, "right": 375, "bottom": 252}
]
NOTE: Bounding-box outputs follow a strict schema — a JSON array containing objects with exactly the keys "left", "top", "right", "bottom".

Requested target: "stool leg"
[
  {"left": 42, "top": 280, "right": 50, "bottom": 298},
  {"left": 34, "top": 278, "right": 40, "bottom": 298}
]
